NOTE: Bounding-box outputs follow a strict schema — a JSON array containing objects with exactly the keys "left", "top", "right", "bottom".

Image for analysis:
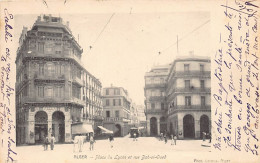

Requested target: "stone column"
[
  {"left": 194, "top": 115, "right": 201, "bottom": 139},
  {"left": 178, "top": 115, "right": 183, "bottom": 139},
  {"left": 27, "top": 110, "right": 35, "bottom": 144},
  {"left": 48, "top": 120, "right": 52, "bottom": 138},
  {"left": 65, "top": 111, "right": 72, "bottom": 143},
  {"left": 157, "top": 118, "right": 160, "bottom": 135},
  {"left": 27, "top": 121, "right": 35, "bottom": 144},
  {"left": 146, "top": 120, "right": 150, "bottom": 136}
]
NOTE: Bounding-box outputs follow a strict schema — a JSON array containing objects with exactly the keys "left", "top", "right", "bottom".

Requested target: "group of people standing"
[
  {"left": 73, "top": 134, "right": 95, "bottom": 152},
  {"left": 160, "top": 133, "right": 177, "bottom": 145},
  {"left": 43, "top": 134, "right": 56, "bottom": 151}
]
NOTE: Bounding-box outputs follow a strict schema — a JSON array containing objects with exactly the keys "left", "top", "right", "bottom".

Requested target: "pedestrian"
[
  {"left": 209, "top": 133, "right": 211, "bottom": 143},
  {"left": 89, "top": 135, "right": 95, "bottom": 151},
  {"left": 174, "top": 135, "right": 177, "bottom": 145},
  {"left": 133, "top": 132, "right": 137, "bottom": 141},
  {"left": 160, "top": 133, "right": 163, "bottom": 141},
  {"left": 43, "top": 135, "right": 49, "bottom": 151},
  {"left": 170, "top": 134, "right": 174, "bottom": 145},
  {"left": 202, "top": 132, "right": 206, "bottom": 141},
  {"left": 109, "top": 134, "right": 114, "bottom": 148},
  {"left": 50, "top": 134, "right": 56, "bottom": 150},
  {"left": 73, "top": 135, "right": 79, "bottom": 152},
  {"left": 164, "top": 134, "right": 167, "bottom": 144},
  {"left": 78, "top": 134, "right": 84, "bottom": 152}
]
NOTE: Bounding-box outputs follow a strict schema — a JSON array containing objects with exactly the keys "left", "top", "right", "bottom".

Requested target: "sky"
[{"left": 15, "top": 12, "right": 210, "bottom": 106}]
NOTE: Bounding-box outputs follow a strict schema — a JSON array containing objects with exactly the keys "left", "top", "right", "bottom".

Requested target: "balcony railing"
[
  {"left": 168, "top": 105, "right": 211, "bottom": 114},
  {"left": 144, "top": 83, "right": 166, "bottom": 89},
  {"left": 148, "top": 96, "right": 166, "bottom": 101},
  {"left": 103, "top": 117, "right": 130, "bottom": 122},
  {"left": 72, "top": 77, "right": 83, "bottom": 86},
  {"left": 173, "top": 87, "right": 211, "bottom": 94},
  {"left": 144, "top": 109, "right": 166, "bottom": 114},
  {"left": 173, "top": 71, "right": 210, "bottom": 78},
  {"left": 21, "top": 96, "right": 85, "bottom": 107},
  {"left": 22, "top": 50, "right": 83, "bottom": 66},
  {"left": 34, "top": 74, "right": 66, "bottom": 82}
]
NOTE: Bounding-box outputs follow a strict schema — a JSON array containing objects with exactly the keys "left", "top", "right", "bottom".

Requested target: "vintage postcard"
[{"left": 0, "top": 0, "right": 259, "bottom": 163}]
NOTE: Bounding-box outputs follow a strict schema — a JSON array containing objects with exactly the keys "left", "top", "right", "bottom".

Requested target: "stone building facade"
[
  {"left": 102, "top": 86, "right": 133, "bottom": 137},
  {"left": 144, "top": 55, "right": 211, "bottom": 139},
  {"left": 16, "top": 15, "right": 102, "bottom": 145},
  {"left": 144, "top": 64, "right": 171, "bottom": 136}
]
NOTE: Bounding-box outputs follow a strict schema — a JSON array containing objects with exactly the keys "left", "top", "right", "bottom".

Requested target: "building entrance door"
[
  {"left": 35, "top": 111, "right": 48, "bottom": 143},
  {"left": 183, "top": 114, "right": 195, "bottom": 138}
]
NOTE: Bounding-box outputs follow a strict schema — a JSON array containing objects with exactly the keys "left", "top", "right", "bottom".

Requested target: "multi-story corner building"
[
  {"left": 102, "top": 85, "right": 132, "bottom": 137},
  {"left": 16, "top": 15, "right": 103, "bottom": 145},
  {"left": 144, "top": 64, "right": 171, "bottom": 136},
  {"left": 166, "top": 55, "right": 211, "bottom": 139},
  {"left": 144, "top": 55, "right": 211, "bottom": 139}
]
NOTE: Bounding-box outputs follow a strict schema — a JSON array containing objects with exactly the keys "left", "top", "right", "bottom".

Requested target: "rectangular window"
[
  {"left": 39, "top": 63, "right": 44, "bottom": 76},
  {"left": 115, "top": 110, "right": 119, "bottom": 118},
  {"left": 45, "top": 87, "right": 53, "bottom": 98},
  {"left": 38, "top": 42, "right": 44, "bottom": 53},
  {"left": 184, "top": 64, "right": 190, "bottom": 72},
  {"left": 106, "top": 89, "right": 109, "bottom": 95},
  {"left": 119, "top": 99, "right": 121, "bottom": 106},
  {"left": 185, "top": 80, "right": 190, "bottom": 89},
  {"left": 200, "top": 80, "right": 205, "bottom": 89},
  {"left": 185, "top": 96, "right": 191, "bottom": 106},
  {"left": 201, "top": 96, "right": 206, "bottom": 106},
  {"left": 55, "top": 86, "right": 63, "bottom": 98},
  {"left": 161, "top": 103, "right": 164, "bottom": 110},
  {"left": 106, "top": 111, "right": 110, "bottom": 118},
  {"left": 200, "top": 64, "right": 204, "bottom": 72},
  {"left": 38, "top": 86, "right": 44, "bottom": 97},
  {"left": 115, "top": 89, "right": 120, "bottom": 95},
  {"left": 160, "top": 78, "right": 164, "bottom": 84},
  {"left": 106, "top": 99, "right": 109, "bottom": 106},
  {"left": 151, "top": 103, "right": 155, "bottom": 109},
  {"left": 113, "top": 99, "right": 116, "bottom": 106}
]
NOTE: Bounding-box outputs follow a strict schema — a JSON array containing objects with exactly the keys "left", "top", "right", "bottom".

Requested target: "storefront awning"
[
  {"left": 98, "top": 126, "right": 113, "bottom": 134},
  {"left": 71, "top": 123, "right": 94, "bottom": 134}
]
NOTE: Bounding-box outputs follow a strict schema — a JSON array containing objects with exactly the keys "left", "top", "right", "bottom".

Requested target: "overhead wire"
[
  {"left": 158, "top": 19, "right": 210, "bottom": 55},
  {"left": 87, "top": 13, "right": 115, "bottom": 54}
]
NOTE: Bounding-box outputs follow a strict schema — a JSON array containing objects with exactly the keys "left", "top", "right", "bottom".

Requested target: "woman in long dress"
[{"left": 50, "top": 134, "right": 56, "bottom": 150}]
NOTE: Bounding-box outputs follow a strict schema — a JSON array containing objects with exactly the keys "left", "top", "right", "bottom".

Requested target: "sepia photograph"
[{"left": 0, "top": 0, "right": 259, "bottom": 163}]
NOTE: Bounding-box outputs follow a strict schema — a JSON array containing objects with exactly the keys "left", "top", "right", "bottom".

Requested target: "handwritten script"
[
  {"left": 213, "top": 0, "right": 259, "bottom": 157},
  {"left": 0, "top": 8, "right": 17, "bottom": 162}
]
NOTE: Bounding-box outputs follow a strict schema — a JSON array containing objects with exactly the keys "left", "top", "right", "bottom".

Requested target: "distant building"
[
  {"left": 144, "top": 64, "right": 171, "bottom": 136},
  {"left": 15, "top": 15, "right": 103, "bottom": 145},
  {"left": 144, "top": 55, "right": 211, "bottom": 139},
  {"left": 102, "top": 85, "right": 135, "bottom": 137}
]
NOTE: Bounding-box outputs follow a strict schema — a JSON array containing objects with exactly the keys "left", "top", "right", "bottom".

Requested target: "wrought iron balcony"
[
  {"left": 34, "top": 74, "right": 66, "bottom": 83},
  {"left": 173, "top": 71, "right": 210, "bottom": 78},
  {"left": 144, "top": 83, "right": 166, "bottom": 89},
  {"left": 148, "top": 96, "right": 166, "bottom": 101},
  {"left": 144, "top": 109, "right": 167, "bottom": 115},
  {"left": 173, "top": 87, "right": 211, "bottom": 94},
  {"left": 167, "top": 105, "right": 211, "bottom": 115}
]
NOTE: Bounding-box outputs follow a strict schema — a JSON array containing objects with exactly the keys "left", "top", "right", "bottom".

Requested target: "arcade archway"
[
  {"left": 160, "top": 117, "right": 167, "bottom": 134},
  {"left": 35, "top": 111, "right": 48, "bottom": 143},
  {"left": 150, "top": 117, "right": 157, "bottom": 136},
  {"left": 200, "top": 115, "right": 209, "bottom": 138},
  {"left": 183, "top": 114, "right": 195, "bottom": 138},
  {"left": 52, "top": 111, "right": 65, "bottom": 143}
]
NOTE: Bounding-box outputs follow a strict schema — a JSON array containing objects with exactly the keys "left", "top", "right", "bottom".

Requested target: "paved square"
[{"left": 16, "top": 136, "right": 212, "bottom": 163}]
